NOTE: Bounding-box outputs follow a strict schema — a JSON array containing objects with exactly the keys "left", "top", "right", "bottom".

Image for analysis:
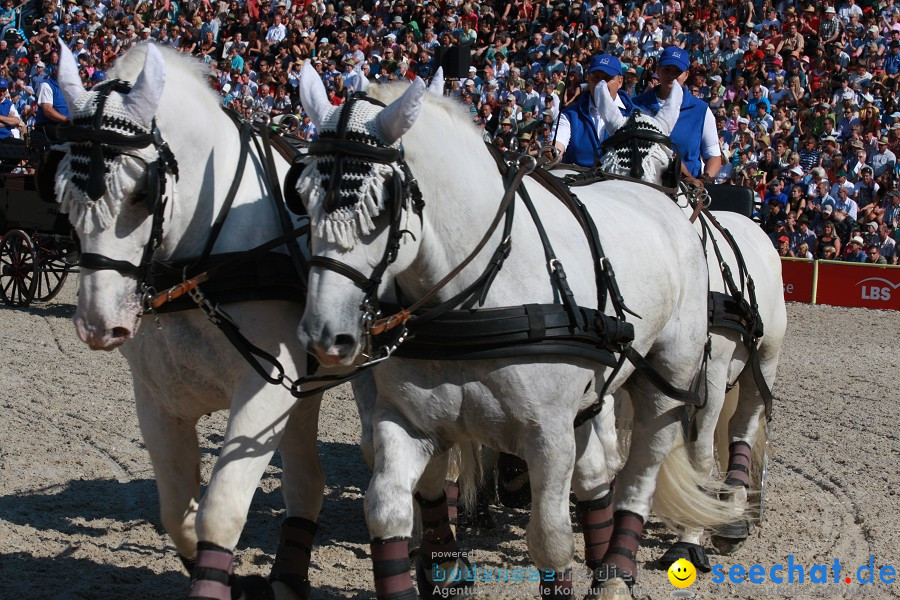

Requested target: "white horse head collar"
[{"left": 303, "top": 93, "right": 423, "bottom": 300}]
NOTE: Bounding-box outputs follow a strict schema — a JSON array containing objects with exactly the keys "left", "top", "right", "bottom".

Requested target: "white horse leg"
[
  {"left": 524, "top": 424, "right": 577, "bottom": 600},
  {"left": 190, "top": 385, "right": 296, "bottom": 600},
  {"left": 659, "top": 349, "right": 733, "bottom": 573},
  {"left": 270, "top": 393, "right": 325, "bottom": 600},
  {"left": 351, "top": 372, "right": 378, "bottom": 470},
  {"left": 367, "top": 411, "right": 433, "bottom": 600},
  {"left": 602, "top": 377, "right": 684, "bottom": 595},
  {"left": 134, "top": 390, "right": 201, "bottom": 570},
  {"left": 572, "top": 408, "right": 615, "bottom": 581}
]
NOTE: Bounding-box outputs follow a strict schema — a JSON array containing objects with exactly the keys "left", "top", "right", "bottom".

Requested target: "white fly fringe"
[
  {"left": 298, "top": 159, "right": 399, "bottom": 250},
  {"left": 55, "top": 152, "right": 147, "bottom": 235}
]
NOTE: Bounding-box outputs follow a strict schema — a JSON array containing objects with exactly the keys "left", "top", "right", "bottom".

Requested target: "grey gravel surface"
[{"left": 1, "top": 277, "right": 898, "bottom": 599}]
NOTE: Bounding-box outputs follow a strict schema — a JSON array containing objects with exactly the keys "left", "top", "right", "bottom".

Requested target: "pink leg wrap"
[
  {"left": 598, "top": 511, "right": 644, "bottom": 585},
  {"left": 371, "top": 538, "right": 417, "bottom": 600},
  {"left": 726, "top": 441, "right": 752, "bottom": 487},
  {"left": 575, "top": 492, "right": 614, "bottom": 570},
  {"left": 416, "top": 492, "right": 459, "bottom": 564},
  {"left": 188, "top": 542, "right": 234, "bottom": 600},
  {"left": 270, "top": 517, "right": 317, "bottom": 594}
]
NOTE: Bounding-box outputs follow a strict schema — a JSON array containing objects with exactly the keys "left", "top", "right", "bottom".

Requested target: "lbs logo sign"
[{"left": 857, "top": 277, "right": 899, "bottom": 302}]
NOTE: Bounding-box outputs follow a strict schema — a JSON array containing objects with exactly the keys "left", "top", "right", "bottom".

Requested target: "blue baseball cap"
[
  {"left": 587, "top": 54, "right": 622, "bottom": 78},
  {"left": 91, "top": 70, "right": 107, "bottom": 81},
  {"left": 659, "top": 46, "right": 690, "bottom": 72},
  {"left": 0, "top": 78, "right": 7, "bottom": 89}
]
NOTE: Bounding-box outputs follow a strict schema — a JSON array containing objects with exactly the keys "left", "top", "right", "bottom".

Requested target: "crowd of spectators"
[{"left": 2, "top": 0, "right": 900, "bottom": 263}]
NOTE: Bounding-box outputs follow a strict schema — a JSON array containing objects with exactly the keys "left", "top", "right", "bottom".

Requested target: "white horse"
[
  {"left": 54, "top": 42, "right": 324, "bottom": 600},
  {"left": 594, "top": 82, "right": 787, "bottom": 567},
  {"left": 295, "top": 63, "right": 739, "bottom": 599}
]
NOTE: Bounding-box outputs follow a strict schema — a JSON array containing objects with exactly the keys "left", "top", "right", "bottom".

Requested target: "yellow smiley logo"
[{"left": 667, "top": 558, "right": 697, "bottom": 588}]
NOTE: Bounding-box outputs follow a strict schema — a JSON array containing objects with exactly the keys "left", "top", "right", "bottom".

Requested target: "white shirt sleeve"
[
  {"left": 7, "top": 104, "right": 19, "bottom": 119},
  {"left": 38, "top": 82, "right": 54, "bottom": 106},
  {"left": 701, "top": 107, "right": 721, "bottom": 158},
  {"left": 555, "top": 112, "right": 571, "bottom": 150}
]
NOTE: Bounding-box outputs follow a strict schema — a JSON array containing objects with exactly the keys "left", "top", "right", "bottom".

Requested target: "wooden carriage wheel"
[
  {"left": 0, "top": 229, "right": 39, "bottom": 306},
  {"left": 32, "top": 240, "right": 71, "bottom": 303}
]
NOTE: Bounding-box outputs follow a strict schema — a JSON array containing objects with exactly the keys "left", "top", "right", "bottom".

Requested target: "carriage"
[{"left": 0, "top": 143, "right": 78, "bottom": 307}]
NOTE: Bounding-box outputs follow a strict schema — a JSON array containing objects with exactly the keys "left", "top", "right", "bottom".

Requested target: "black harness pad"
[{"left": 705, "top": 184, "right": 754, "bottom": 218}]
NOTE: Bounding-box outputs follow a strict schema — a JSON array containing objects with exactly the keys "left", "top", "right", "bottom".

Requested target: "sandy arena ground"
[{"left": 1, "top": 277, "right": 898, "bottom": 600}]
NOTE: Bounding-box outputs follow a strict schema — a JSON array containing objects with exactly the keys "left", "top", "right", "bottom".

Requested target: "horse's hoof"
[
  {"left": 658, "top": 542, "right": 711, "bottom": 573},
  {"left": 270, "top": 575, "right": 310, "bottom": 600},
  {"left": 710, "top": 518, "right": 751, "bottom": 554},
  {"left": 415, "top": 556, "right": 476, "bottom": 599},
  {"left": 236, "top": 575, "right": 276, "bottom": 600},
  {"left": 710, "top": 527, "right": 750, "bottom": 555}
]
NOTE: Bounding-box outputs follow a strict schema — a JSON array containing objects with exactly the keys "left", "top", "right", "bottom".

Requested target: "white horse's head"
[
  {"left": 296, "top": 61, "right": 426, "bottom": 365},
  {"left": 54, "top": 41, "right": 167, "bottom": 350},
  {"left": 596, "top": 81, "right": 681, "bottom": 185}
]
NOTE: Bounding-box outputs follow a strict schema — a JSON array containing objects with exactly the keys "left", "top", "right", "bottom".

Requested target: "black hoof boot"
[
  {"left": 710, "top": 520, "right": 751, "bottom": 554},
  {"left": 235, "top": 575, "right": 275, "bottom": 600},
  {"left": 658, "top": 542, "right": 711, "bottom": 573}
]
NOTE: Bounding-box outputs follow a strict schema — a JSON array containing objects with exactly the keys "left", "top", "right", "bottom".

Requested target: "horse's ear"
[
  {"left": 375, "top": 77, "right": 425, "bottom": 145},
  {"left": 428, "top": 67, "right": 444, "bottom": 97},
  {"left": 124, "top": 43, "right": 165, "bottom": 129},
  {"left": 56, "top": 37, "right": 86, "bottom": 108},
  {"left": 595, "top": 81, "right": 627, "bottom": 135},
  {"left": 655, "top": 83, "right": 683, "bottom": 136},
  {"left": 300, "top": 60, "right": 333, "bottom": 128}
]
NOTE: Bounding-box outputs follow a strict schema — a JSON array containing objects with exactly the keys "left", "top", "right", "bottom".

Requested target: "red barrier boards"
[
  {"left": 815, "top": 260, "right": 900, "bottom": 311},
  {"left": 779, "top": 258, "right": 815, "bottom": 304}
]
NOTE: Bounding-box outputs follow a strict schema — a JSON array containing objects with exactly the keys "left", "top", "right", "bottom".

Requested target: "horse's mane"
[
  {"left": 109, "top": 43, "right": 222, "bottom": 114},
  {"left": 366, "top": 82, "right": 487, "bottom": 153}
]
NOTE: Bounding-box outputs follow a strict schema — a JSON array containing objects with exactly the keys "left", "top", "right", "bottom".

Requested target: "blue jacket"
[
  {"left": 561, "top": 90, "right": 634, "bottom": 167},
  {"left": 633, "top": 85, "right": 708, "bottom": 176},
  {"left": 0, "top": 98, "right": 13, "bottom": 139},
  {"left": 35, "top": 78, "right": 70, "bottom": 125}
]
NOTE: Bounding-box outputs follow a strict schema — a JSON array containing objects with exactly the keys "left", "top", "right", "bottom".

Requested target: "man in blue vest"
[
  {"left": 0, "top": 78, "right": 23, "bottom": 142},
  {"left": 32, "top": 65, "right": 71, "bottom": 151},
  {"left": 632, "top": 46, "right": 722, "bottom": 187},
  {"left": 549, "top": 53, "right": 635, "bottom": 167}
]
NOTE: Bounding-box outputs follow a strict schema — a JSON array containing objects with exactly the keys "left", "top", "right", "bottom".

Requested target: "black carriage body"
[
  {"left": 0, "top": 169, "right": 75, "bottom": 307},
  {"left": 0, "top": 173, "right": 68, "bottom": 234}
]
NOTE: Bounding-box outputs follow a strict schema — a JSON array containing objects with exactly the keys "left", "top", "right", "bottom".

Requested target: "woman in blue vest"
[
  {"left": 549, "top": 53, "right": 635, "bottom": 167},
  {"left": 632, "top": 46, "right": 723, "bottom": 187}
]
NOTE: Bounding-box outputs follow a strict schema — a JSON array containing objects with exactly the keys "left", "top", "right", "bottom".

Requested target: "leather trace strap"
[{"left": 369, "top": 153, "right": 532, "bottom": 335}]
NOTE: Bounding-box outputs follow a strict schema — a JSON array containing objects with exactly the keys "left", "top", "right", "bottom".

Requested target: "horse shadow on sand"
[{"left": 2, "top": 435, "right": 554, "bottom": 598}]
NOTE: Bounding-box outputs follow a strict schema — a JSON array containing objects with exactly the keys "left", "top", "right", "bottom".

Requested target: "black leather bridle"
[
  {"left": 304, "top": 94, "right": 423, "bottom": 339},
  {"left": 55, "top": 79, "right": 179, "bottom": 286}
]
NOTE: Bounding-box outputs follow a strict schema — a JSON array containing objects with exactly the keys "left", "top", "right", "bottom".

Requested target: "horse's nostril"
[
  {"left": 334, "top": 334, "right": 356, "bottom": 351},
  {"left": 111, "top": 327, "right": 131, "bottom": 339}
]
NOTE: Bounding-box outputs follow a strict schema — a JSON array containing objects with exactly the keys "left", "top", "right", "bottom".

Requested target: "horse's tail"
[
  {"left": 448, "top": 441, "right": 484, "bottom": 515},
  {"left": 653, "top": 428, "right": 745, "bottom": 530}
]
